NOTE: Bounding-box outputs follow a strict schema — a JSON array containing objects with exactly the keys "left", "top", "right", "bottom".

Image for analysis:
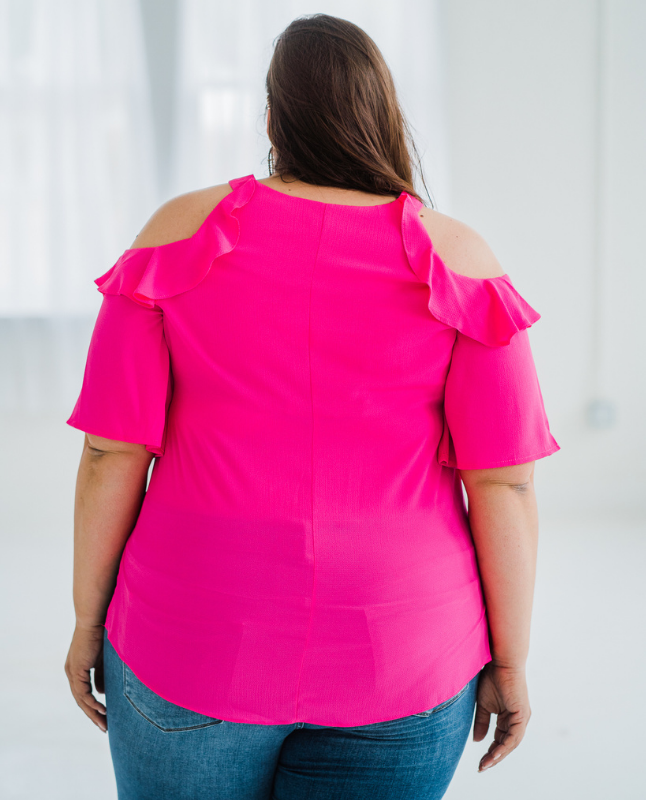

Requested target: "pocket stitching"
[{"left": 122, "top": 662, "right": 223, "bottom": 732}]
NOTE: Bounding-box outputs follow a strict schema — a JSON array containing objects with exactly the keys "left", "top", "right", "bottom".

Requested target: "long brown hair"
[{"left": 265, "top": 14, "right": 432, "bottom": 206}]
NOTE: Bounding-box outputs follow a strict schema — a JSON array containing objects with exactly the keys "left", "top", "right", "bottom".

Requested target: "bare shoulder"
[
  {"left": 417, "top": 207, "right": 506, "bottom": 279},
  {"left": 129, "top": 182, "right": 234, "bottom": 249}
]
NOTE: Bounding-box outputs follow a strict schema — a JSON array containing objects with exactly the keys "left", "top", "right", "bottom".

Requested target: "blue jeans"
[{"left": 103, "top": 628, "right": 481, "bottom": 799}]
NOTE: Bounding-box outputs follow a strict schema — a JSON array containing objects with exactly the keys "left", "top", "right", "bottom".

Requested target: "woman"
[{"left": 64, "top": 14, "right": 559, "bottom": 800}]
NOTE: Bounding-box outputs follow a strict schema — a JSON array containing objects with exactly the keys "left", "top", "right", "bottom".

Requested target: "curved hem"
[{"left": 104, "top": 622, "right": 491, "bottom": 728}]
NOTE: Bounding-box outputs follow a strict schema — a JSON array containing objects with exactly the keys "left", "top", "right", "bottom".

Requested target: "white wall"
[{"left": 443, "top": 0, "right": 646, "bottom": 517}]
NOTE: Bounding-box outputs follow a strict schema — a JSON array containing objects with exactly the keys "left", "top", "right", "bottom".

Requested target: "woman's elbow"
[
  {"left": 84, "top": 433, "right": 152, "bottom": 462},
  {"left": 459, "top": 461, "right": 536, "bottom": 495}
]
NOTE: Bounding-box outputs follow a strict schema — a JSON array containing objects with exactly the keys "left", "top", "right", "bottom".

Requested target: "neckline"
[{"left": 254, "top": 176, "right": 406, "bottom": 209}]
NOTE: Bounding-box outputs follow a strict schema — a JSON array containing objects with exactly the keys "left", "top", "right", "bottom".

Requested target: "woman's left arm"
[{"left": 64, "top": 433, "right": 153, "bottom": 732}]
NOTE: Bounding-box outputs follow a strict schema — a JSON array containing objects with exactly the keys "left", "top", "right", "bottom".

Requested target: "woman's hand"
[
  {"left": 473, "top": 662, "right": 531, "bottom": 772},
  {"left": 64, "top": 623, "right": 107, "bottom": 732}
]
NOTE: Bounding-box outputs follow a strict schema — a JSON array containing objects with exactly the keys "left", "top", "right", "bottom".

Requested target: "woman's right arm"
[
  {"left": 417, "top": 208, "right": 557, "bottom": 773},
  {"left": 459, "top": 460, "right": 538, "bottom": 773}
]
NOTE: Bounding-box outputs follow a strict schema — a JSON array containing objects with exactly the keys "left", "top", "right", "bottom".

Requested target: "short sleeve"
[
  {"left": 438, "top": 328, "right": 560, "bottom": 470},
  {"left": 66, "top": 293, "right": 172, "bottom": 456}
]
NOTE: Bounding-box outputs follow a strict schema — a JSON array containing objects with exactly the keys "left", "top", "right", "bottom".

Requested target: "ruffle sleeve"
[
  {"left": 94, "top": 173, "right": 256, "bottom": 308},
  {"left": 66, "top": 174, "right": 256, "bottom": 454},
  {"left": 399, "top": 192, "right": 540, "bottom": 347},
  {"left": 398, "top": 192, "right": 560, "bottom": 469}
]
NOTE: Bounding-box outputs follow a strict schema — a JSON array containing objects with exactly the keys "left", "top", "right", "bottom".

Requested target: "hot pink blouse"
[{"left": 67, "top": 174, "right": 560, "bottom": 726}]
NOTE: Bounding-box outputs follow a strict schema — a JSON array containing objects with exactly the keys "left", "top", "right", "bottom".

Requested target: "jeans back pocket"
[
  {"left": 123, "top": 663, "right": 224, "bottom": 732},
  {"left": 411, "top": 679, "right": 471, "bottom": 718}
]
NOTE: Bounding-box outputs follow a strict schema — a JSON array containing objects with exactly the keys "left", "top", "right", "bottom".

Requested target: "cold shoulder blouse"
[{"left": 67, "top": 174, "right": 559, "bottom": 726}]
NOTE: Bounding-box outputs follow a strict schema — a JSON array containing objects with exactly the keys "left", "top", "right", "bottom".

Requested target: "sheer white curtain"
[
  {"left": 170, "top": 0, "right": 451, "bottom": 209},
  {"left": 0, "top": 0, "right": 157, "bottom": 410},
  {"left": 0, "top": 0, "right": 157, "bottom": 315},
  {"left": 1, "top": 0, "right": 450, "bottom": 412}
]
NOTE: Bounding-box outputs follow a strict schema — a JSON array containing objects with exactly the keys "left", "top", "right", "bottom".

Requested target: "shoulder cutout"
[
  {"left": 94, "top": 174, "right": 256, "bottom": 307},
  {"left": 399, "top": 191, "right": 540, "bottom": 346},
  {"left": 130, "top": 183, "right": 235, "bottom": 249},
  {"left": 417, "top": 208, "right": 505, "bottom": 280}
]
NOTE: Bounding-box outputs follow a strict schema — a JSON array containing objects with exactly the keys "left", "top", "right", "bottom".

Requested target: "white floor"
[{"left": 1, "top": 412, "right": 644, "bottom": 799}]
